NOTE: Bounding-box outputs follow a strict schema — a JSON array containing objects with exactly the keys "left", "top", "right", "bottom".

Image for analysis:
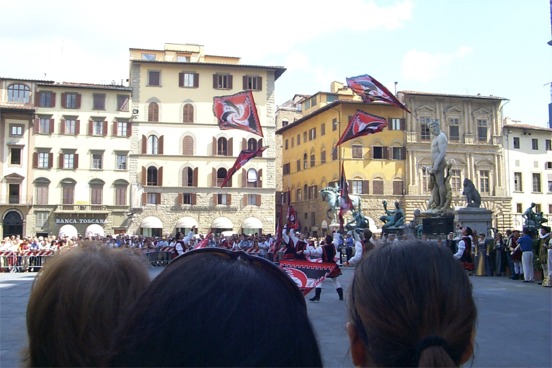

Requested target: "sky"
[{"left": 1, "top": 0, "right": 551, "bottom": 127}]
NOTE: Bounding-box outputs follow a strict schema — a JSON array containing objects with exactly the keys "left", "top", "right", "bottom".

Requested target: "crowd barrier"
[{"left": 0, "top": 250, "right": 55, "bottom": 273}]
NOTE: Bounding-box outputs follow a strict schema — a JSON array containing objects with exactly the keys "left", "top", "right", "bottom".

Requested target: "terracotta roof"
[
  {"left": 38, "top": 82, "right": 131, "bottom": 91},
  {"left": 400, "top": 90, "right": 508, "bottom": 100},
  {"left": 0, "top": 103, "right": 35, "bottom": 111},
  {"left": 503, "top": 123, "right": 552, "bottom": 132}
]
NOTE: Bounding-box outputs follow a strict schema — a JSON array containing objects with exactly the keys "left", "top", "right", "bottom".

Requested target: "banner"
[
  {"left": 279, "top": 259, "right": 337, "bottom": 295},
  {"left": 346, "top": 74, "right": 411, "bottom": 113},
  {"left": 213, "top": 90, "right": 263, "bottom": 137}
]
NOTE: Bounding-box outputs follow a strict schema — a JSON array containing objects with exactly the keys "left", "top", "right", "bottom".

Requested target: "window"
[
  {"left": 303, "top": 154, "right": 308, "bottom": 170},
  {"left": 546, "top": 139, "right": 551, "bottom": 151},
  {"left": 320, "top": 149, "right": 326, "bottom": 165},
  {"left": 148, "top": 102, "right": 159, "bottom": 122},
  {"left": 217, "top": 138, "right": 228, "bottom": 156},
  {"left": 37, "top": 152, "right": 51, "bottom": 168},
  {"left": 182, "top": 193, "right": 193, "bottom": 205},
  {"left": 183, "top": 136, "right": 194, "bottom": 155},
  {"left": 389, "top": 118, "right": 404, "bottom": 131},
  {"left": 513, "top": 137, "right": 520, "bottom": 149},
  {"left": 216, "top": 194, "right": 229, "bottom": 205},
  {"left": 92, "top": 94, "right": 106, "bottom": 110},
  {"left": 297, "top": 134, "right": 301, "bottom": 145},
  {"left": 115, "top": 186, "right": 127, "bottom": 206},
  {"left": 546, "top": 162, "right": 552, "bottom": 170},
  {"left": 310, "top": 153, "right": 315, "bottom": 168},
  {"left": 421, "top": 169, "right": 430, "bottom": 194},
  {"left": 116, "top": 154, "right": 127, "bottom": 170},
  {"left": 282, "top": 119, "right": 289, "bottom": 127},
  {"left": 91, "top": 153, "right": 103, "bottom": 170},
  {"left": 243, "top": 76, "right": 262, "bottom": 90},
  {"left": 8, "top": 84, "right": 30, "bottom": 103},
  {"left": 10, "top": 147, "right": 21, "bottom": 165},
  {"left": 116, "top": 121, "right": 129, "bottom": 137},
  {"left": 548, "top": 178, "right": 552, "bottom": 192},
  {"left": 450, "top": 169, "right": 461, "bottom": 192},
  {"left": 147, "top": 193, "right": 160, "bottom": 204},
  {"left": 62, "top": 153, "right": 77, "bottom": 169},
  {"left": 296, "top": 160, "right": 301, "bottom": 172},
  {"left": 514, "top": 172, "right": 522, "bottom": 192},
  {"left": 179, "top": 72, "right": 199, "bottom": 88},
  {"left": 309, "top": 128, "right": 316, "bottom": 141},
  {"left": 213, "top": 74, "right": 233, "bottom": 89},
  {"left": 391, "top": 147, "right": 404, "bottom": 160},
  {"left": 36, "top": 212, "right": 49, "bottom": 227},
  {"left": 331, "top": 146, "right": 338, "bottom": 161},
  {"left": 8, "top": 184, "right": 20, "bottom": 204},
  {"left": 283, "top": 163, "right": 290, "bottom": 175},
  {"left": 92, "top": 120, "right": 105, "bottom": 136},
  {"left": 516, "top": 203, "right": 523, "bottom": 213},
  {"left": 532, "top": 173, "right": 541, "bottom": 192},
  {"left": 303, "top": 132, "right": 307, "bottom": 143},
  {"left": 148, "top": 135, "right": 159, "bottom": 154},
  {"left": 38, "top": 117, "right": 53, "bottom": 134},
  {"left": 420, "top": 117, "right": 431, "bottom": 140},
  {"left": 37, "top": 91, "right": 55, "bottom": 107},
  {"left": 217, "top": 168, "right": 229, "bottom": 187},
  {"left": 62, "top": 184, "right": 75, "bottom": 206},
  {"left": 372, "top": 146, "right": 385, "bottom": 159},
  {"left": 117, "top": 95, "right": 129, "bottom": 111},
  {"left": 63, "top": 118, "right": 77, "bottom": 135},
  {"left": 10, "top": 124, "right": 23, "bottom": 137},
  {"left": 477, "top": 119, "right": 487, "bottom": 142},
  {"left": 532, "top": 139, "right": 538, "bottom": 150},
  {"left": 142, "top": 53, "right": 156, "bottom": 60},
  {"left": 90, "top": 185, "right": 103, "bottom": 206},
  {"left": 352, "top": 180, "right": 363, "bottom": 194},
  {"left": 321, "top": 123, "right": 326, "bottom": 136},
  {"left": 352, "top": 144, "right": 363, "bottom": 159},
  {"left": 326, "top": 94, "right": 338, "bottom": 103},
  {"left": 182, "top": 167, "right": 194, "bottom": 187},
  {"left": 246, "top": 194, "right": 258, "bottom": 206},
  {"left": 35, "top": 183, "right": 49, "bottom": 205},
  {"left": 183, "top": 103, "right": 194, "bottom": 123},
  {"left": 147, "top": 167, "right": 159, "bottom": 186},
  {"left": 373, "top": 179, "right": 384, "bottom": 195},
  {"left": 148, "top": 70, "right": 161, "bottom": 86},
  {"left": 308, "top": 185, "right": 318, "bottom": 199},
  {"left": 393, "top": 180, "right": 404, "bottom": 195},
  {"left": 296, "top": 189, "right": 302, "bottom": 201},
  {"left": 285, "top": 139, "right": 289, "bottom": 150},
  {"left": 479, "top": 170, "right": 490, "bottom": 194},
  {"left": 449, "top": 118, "right": 460, "bottom": 141},
  {"left": 62, "top": 92, "right": 80, "bottom": 109},
  {"left": 332, "top": 118, "right": 338, "bottom": 131}
]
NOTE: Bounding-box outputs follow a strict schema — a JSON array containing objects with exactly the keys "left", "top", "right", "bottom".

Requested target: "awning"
[
  {"left": 242, "top": 217, "right": 263, "bottom": 229},
  {"left": 140, "top": 216, "right": 163, "bottom": 228},
  {"left": 211, "top": 217, "right": 233, "bottom": 229},
  {"left": 59, "top": 225, "right": 78, "bottom": 239},
  {"left": 85, "top": 224, "right": 105, "bottom": 238},
  {"left": 175, "top": 216, "right": 198, "bottom": 229}
]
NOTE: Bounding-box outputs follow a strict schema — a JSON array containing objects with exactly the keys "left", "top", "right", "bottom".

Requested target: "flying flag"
[
  {"left": 346, "top": 74, "right": 410, "bottom": 113},
  {"left": 338, "top": 162, "right": 353, "bottom": 230},
  {"left": 287, "top": 203, "right": 299, "bottom": 230},
  {"left": 193, "top": 232, "right": 212, "bottom": 250},
  {"left": 213, "top": 90, "right": 264, "bottom": 137},
  {"left": 336, "top": 109, "right": 388, "bottom": 146},
  {"left": 279, "top": 259, "right": 338, "bottom": 296},
  {"left": 220, "top": 146, "right": 267, "bottom": 188}
]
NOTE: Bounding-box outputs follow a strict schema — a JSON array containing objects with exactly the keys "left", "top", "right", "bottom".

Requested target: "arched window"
[
  {"left": 183, "top": 103, "right": 194, "bottom": 123},
  {"left": 183, "top": 135, "right": 194, "bottom": 155},
  {"left": 303, "top": 184, "right": 308, "bottom": 199},
  {"left": 148, "top": 135, "right": 159, "bottom": 154},
  {"left": 217, "top": 168, "right": 229, "bottom": 187},
  {"left": 297, "top": 188, "right": 302, "bottom": 201},
  {"left": 147, "top": 167, "right": 158, "bottom": 186},
  {"left": 320, "top": 148, "right": 326, "bottom": 165},
  {"left": 217, "top": 137, "right": 228, "bottom": 156},
  {"left": 182, "top": 167, "right": 194, "bottom": 187},
  {"left": 247, "top": 168, "right": 258, "bottom": 188},
  {"left": 148, "top": 102, "right": 159, "bottom": 122},
  {"left": 8, "top": 84, "right": 30, "bottom": 103},
  {"left": 89, "top": 179, "right": 104, "bottom": 206},
  {"left": 247, "top": 138, "right": 258, "bottom": 151},
  {"left": 303, "top": 153, "right": 308, "bottom": 169},
  {"left": 310, "top": 152, "right": 315, "bottom": 168}
]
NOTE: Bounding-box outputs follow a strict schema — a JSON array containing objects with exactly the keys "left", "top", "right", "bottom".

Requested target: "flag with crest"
[
  {"left": 220, "top": 146, "right": 267, "bottom": 188},
  {"left": 336, "top": 109, "right": 388, "bottom": 146},
  {"left": 346, "top": 74, "right": 410, "bottom": 113},
  {"left": 213, "top": 90, "right": 263, "bottom": 137}
]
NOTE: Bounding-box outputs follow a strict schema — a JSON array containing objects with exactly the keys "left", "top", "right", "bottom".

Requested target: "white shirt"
[{"left": 348, "top": 240, "right": 364, "bottom": 266}]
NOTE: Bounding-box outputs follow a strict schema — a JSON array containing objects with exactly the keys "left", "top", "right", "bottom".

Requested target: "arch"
[
  {"left": 60, "top": 178, "right": 77, "bottom": 185},
  {"left": 3, "top": 210, "right": 23, "bottom": 238},
  {"left": 8, "top": 83, "right": 31, "bottom": 103},
  {"left": 33, "top": 177, "right": 51, "bottom": 184},
  {"left": 59, "top": 224, "right": 78, "bottom": 239},
  {"left": 182, "top": 166, "right": 195, "bottom": 187},
  {"left": 183, "top": 103, "right": 194, "bottom": 123},
  {"left": 85, "top": 224, "right": 105, "bottom": 238},
  {"left": 183, "top": 135, "right": 194, "bottom": 155},
  {"left": 147, "top": 135, "right": 159, "bottom": 154},
  {"left": 217, "top": 137, "right": 228, "bottom": 155},
  {"left": 89, "top": 178, "right": 105, "bottom": 185},
  {"left": 247, "top": 138, "right": 258, "bottom": 151},
  {"left": 147, "top": 166, "right": 158, "bottom": 186},
  {"left": 113, "top": 179, "right": 129, "bottom": 186},
  {"left": 148, "top": 102, "right": 159, "bottom": 122}
]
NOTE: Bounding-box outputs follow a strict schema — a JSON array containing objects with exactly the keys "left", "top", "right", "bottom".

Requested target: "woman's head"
[
  {"left": 109, "top": 248, "right": 322, "bottom": 367},
  {"left": 347, "top": 240, "right": 476, "bottom": 367},
  {"left": 26, "top": 242, "right": 150, "bottom": 367}
]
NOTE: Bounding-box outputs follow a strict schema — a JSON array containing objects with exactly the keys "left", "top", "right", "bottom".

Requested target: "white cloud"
[{"left": 401, "top": 47, "right": 473, "bottom": 83}]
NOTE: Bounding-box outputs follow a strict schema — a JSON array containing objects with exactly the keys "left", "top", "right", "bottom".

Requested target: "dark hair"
[
  {"left": 348, "top": 240, "right": 476, "bottom": 367},
  {"left": 108, "top": 248, "right": 322, "bottom": 367},
  {"left": 25, "top": 243, "right": 150, "bottom": 367}
]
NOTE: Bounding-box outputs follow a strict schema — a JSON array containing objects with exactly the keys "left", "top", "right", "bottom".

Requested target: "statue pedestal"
[
  {"left": 455, "top": 207, "right": 493, "bottom": 237},
  {"left": 418, "top": 212, "right": 454, "bottom": 235}
]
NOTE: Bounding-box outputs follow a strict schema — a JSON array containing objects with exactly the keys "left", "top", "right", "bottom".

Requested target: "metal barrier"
[
  {"left": 142, "top": 247, "right": 175, "bottom": 267},
  {"left": 0, "top": 250, "right": 55, "bottom": 273}
]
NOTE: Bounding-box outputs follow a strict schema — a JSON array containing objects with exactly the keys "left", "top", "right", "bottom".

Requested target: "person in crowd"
[
  {"left": 25, "top": 243, "right": 150, "bottom": 367},
  {"left": 540, "top": 226, "right": 552, "bottom": 287},
  {"left": 446, "top": 232, "right": 457, "bottom": 254},
  {"left": 290, "top": 228, "right": 307, "bottom": 260},
  {"left": 345, "top": 229, "right": 370, "bottom": 267},
  {"left": 347, "top": 240, "right": 476, "bottom": 367},
  {"left": 516, "top": 227, "right": 534, "bottom": 282},
  {"left": 475, "top": 233, "right": 492, "bottom": 276},
  {"left": 332, "top": 230, "right": 344, "bottom": 264},
  {"left": 508, "top": 229, "right": 523, "bottom": 280},
  {"left": 344, "top": 232, "right": 354, "bottom": 262},
  {"left": 306, "top": 234, "right": 343, "bottom": 302},
  {"left": 108, "top": 248, "right": 322, "bottom": 367},
  {"left": 453, "top": 227, "right": 474, "bottom": 272}
]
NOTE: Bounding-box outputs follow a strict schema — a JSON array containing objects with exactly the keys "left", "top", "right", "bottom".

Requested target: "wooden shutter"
[
  {"left": 49, "top": 119, "right": 54, "bottom": 133},
  {"left": 256, "top": 194, "right": 261, "bottom": 206},
  {"left": 50, "top": 92, "right": 56, "bottom": 107},
  {"left": 177, "top": 193, "right": 183, "bottom": 205},
  {"left": 213, "top": 194, "right": 218, "bottom": 205},
  {"left": 58, "top": 154, "right": 63, "bottom": 168},
  {"left": 127, "top": 122, "right": 132, "bottom": 137},
  {"left": 228, "top": 137, "right": 233, "bottom": 156},
  {"left": 400, "top": 118, "right": 406, "bottom": 130},
  {"left": 258, "top": 169, "right": 263, "bottom": 188},
  {"left": 179, "top": 72, "right": 184, "bottom": 87},
  {"left": 76, "top": 93, "right": 81, "bottom": 108},
  {"left": 258, "top": 139, "right": 263, "bottom": 157},
  {"left": 242, "top": 138, "right": 246, "bottom": 150},
  {"left": 243, "top": 76, "right": 247, "bottom": 90},
  {"left": 34, "top": 92, "right": 40, "bottom": 106},
  {"left": 141, "top": 193, "right": 147, "bottom": 205},
  {"left": 112, "top": 121, "right": 117, "bottom": 136},
  {"left": 226, "top": 194, "right": 231, "bottom": 205},
  {"left": 60, "top": 120, "right": 65, "bottom": 134},
  {"left": 212, "top": 74, "right": 218, "bottom": 88},
  {"left": 156, "top": 193, "right": 161, "bottom": 204},
  {"left": 48, "top": 153, "right": 53, "bottom": 168},
  {"left": 141, "top": 166, "right": 146, "bottom": 185},
  {"left": 102, "top": 121, "right": 108, "bottom": 136},
  {"left": 32, "top": 152, "right": 38, "bottom": 168},
  {"left": 74, "top": 154, "right": 79, "bottom": 169},
  {"left": 242, "top": 168, "right": 246, "bottom": 187},
  {"left": 158, "top": 135, "right": 164, "bottom": 155},
  {"left": 88, "top": 120, "right": 93, "bottom": 135},
  {"left": 33, "top": 118, "right": 38, "bottom": 134},
  {"left": 142, "top": 135, "right": 147, "bottom": 154},
  {"left": 362, "top": 180, "right": 370, "bottom": 194},
  {"left": 212, "top": 168, "right": 216, "bottom": 187},
  {"left": 193, "top": 168, "right": 198, "bottom": 186},
  {"left": 401, "top": 147, "right": 406, "bottom": 159},
  {"left": 75, "top": 120, "right": 80, "bottom": 135},
  {"left": 158, "top": 167, "right": 163, "bottom": 186},
  {"left": 228, "top": 75, "right": 233, "bottom": 89},
  {"left": 193, "top": 73, "right": 199, "bottom": 87},
  {"left": 61, "top": 93, "right": 67, "bottom": 108},
  {"left": 383, "top": 146, "right": 389, "bottom": 159},
  {"left": 191, "top": 193, "right": 197, "bottom": 205},
  {"left": 242, "top": 194, "right": 247, "bottom": 207},
  {"left": 212, "top": 137, "right": 216, "bottom": 155}
]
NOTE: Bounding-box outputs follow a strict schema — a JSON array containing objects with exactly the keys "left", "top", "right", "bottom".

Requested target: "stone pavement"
[{"left": 1, "top": 266, "right": 550, "bottom": 367}]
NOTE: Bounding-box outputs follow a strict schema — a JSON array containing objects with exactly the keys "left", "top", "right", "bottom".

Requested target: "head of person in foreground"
[
  {"left": 347, "top": 240, "right": 477, "bottom": 367},
  {"left": 108, "top": 248, "right": 322, "bottom": 367}
]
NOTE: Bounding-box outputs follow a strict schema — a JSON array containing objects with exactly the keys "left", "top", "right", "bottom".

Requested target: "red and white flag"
[{"left": 213, "top": 90, "right": 263, "bottom": 137}]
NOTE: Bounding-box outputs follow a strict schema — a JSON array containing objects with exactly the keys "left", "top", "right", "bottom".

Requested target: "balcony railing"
[
  {"left": 55, "top": 204, "right": 110, "bottom": 213},
  {"left": 0, "top": 196, "right": 33, "bottom": 205}
]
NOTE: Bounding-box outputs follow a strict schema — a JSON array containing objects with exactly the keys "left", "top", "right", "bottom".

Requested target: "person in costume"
[
  {"left": 306, "top": 235, "right": 343, "bottom": 301},
  {"left": 540, "top": 226, "right": 552, "bottom": 287}
]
